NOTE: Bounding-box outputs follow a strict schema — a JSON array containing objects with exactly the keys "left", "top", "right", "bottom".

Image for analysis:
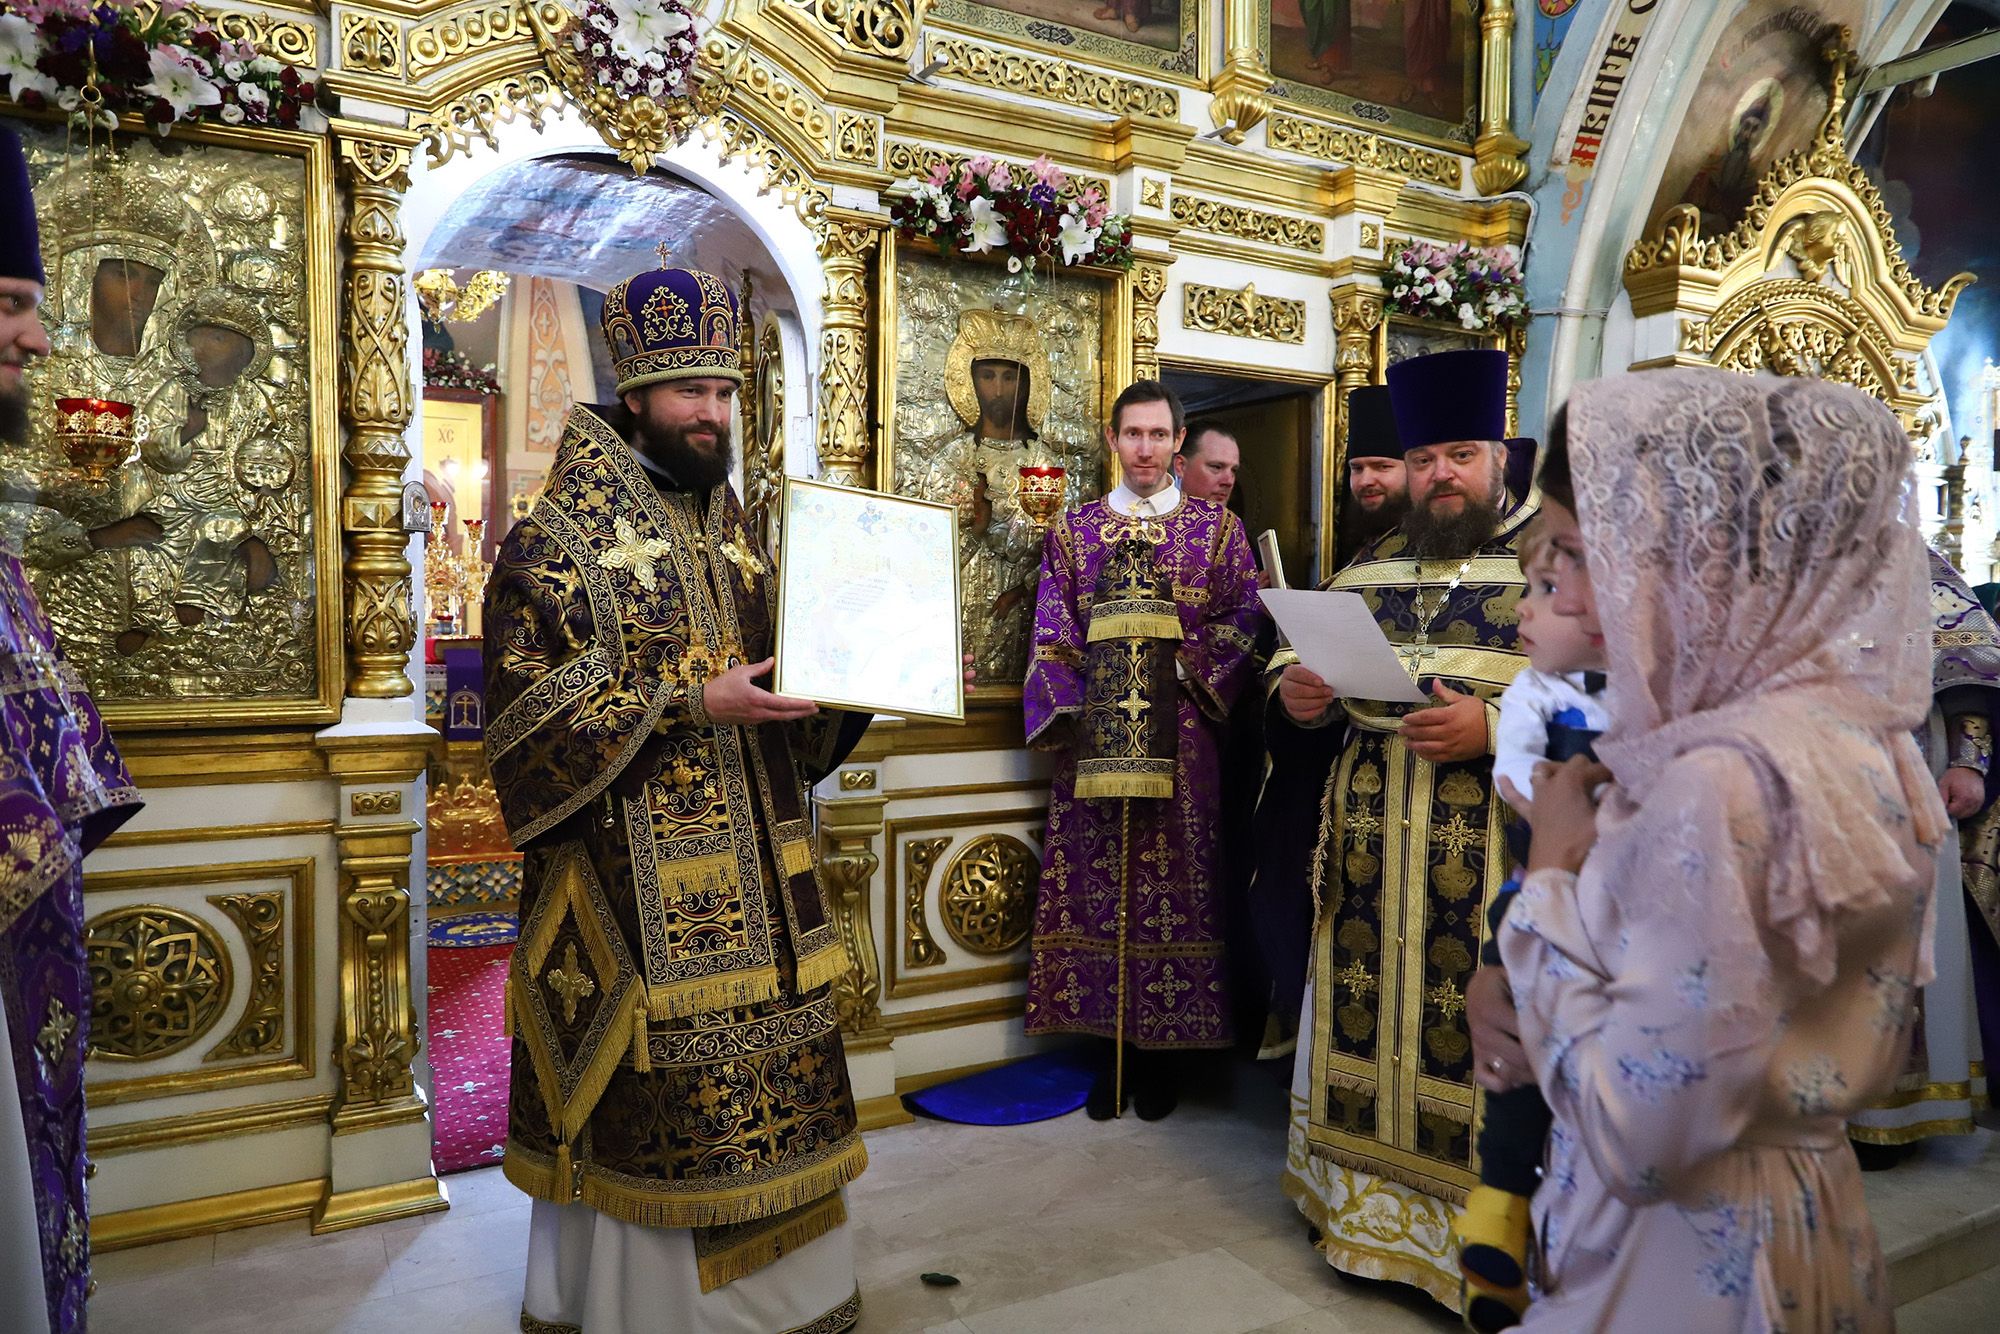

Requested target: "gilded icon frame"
[
  {"left": 1256, "top": 0, "right": 1484, "bottom": 154},
  {"left": 4, "top": 111, "right": 344, "bottom": 729},
  {"left": 924, "top": 0, "right": 1209, "bottom": 86}
]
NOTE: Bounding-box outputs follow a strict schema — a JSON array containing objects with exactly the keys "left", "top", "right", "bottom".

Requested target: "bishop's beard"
[
  {"left": 1403, "top": 489, "right": 1503, "bottom": 560},
  {"left": 633, "top": 416, "right": 736, "bottom": 494}
]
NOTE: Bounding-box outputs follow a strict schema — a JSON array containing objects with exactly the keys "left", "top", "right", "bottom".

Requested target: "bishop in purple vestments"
[
  {"left": 0, "top": 122, "right": 143, "bottom": 1334},
  {"left": 1024, "top": 381, "right": 1263, "bottom": 1119}
]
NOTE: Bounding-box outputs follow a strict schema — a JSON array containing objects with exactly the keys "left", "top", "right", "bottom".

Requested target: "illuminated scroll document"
[{"left": 775, "top": 478, "right": 966, "bottom": 722}]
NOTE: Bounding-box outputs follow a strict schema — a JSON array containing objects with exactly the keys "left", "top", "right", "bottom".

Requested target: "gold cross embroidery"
[
  {"left": 1427, "top": 978, "right": 1466, "bottom": 1022},
  {"left": 1335, "top": 959, "right": 1378, "bottom": 1001},
  {"left": 38, "top": 997, "right": 74, "bottom": 1066},
  {"left": 545, "top": 942, "right": 597, "bottom": 1024},
  {"left": 1430, "top": 812, "right": 1480, "bottom": 859},
  {"left": 601, "top": 517, "right": 673, "bottom": 592},
  {"left": 1117, "top": 686, "right": 1150, "bottom": 722},
  {"left": 719, "top": 535, "right": 767, "bottom": 579}
]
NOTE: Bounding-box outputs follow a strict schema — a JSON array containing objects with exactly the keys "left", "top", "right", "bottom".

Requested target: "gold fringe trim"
[
  {"left": 777, "top": 839, "right": 816, "bottom": 878},
  {"left": 630, "top": 995, "right": 650, "bottom": 1073},
  {"left": 515, "top": 971, "right": 645, "bottom": 1146},
  {"left": 1085, "top": 609, "right": 1184, "bottom": 642},
  {"left": 695, "top": 1195, "right": 847, "bottom": 1294},
  {"left": 1303, "top": 1136, "right": 1470, "bottom": 1208},
  {"left": 1847, "top": 1116, "right": 1976, "bottom": 1146},
  {"left": 579, "top": 1135, "right": 870, "bottom": 1231},
  {"left": 504, "top": 1142, "right": 580, "bottom": 1206},
  {"left": 660, "top": 851, "right": 739, "bottom": 903},
  {"left": 1075, "top": 772, "right": 1174, "bottom": 800},
  {"left": 646, "top": 965, "right": 781, "bottom": 1021},
  {"left": 794, "top": 938, "right": 852, "bottom": 997}
]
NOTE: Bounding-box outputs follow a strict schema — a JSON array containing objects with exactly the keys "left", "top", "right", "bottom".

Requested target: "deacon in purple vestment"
[
  {"left": 0, "top": 122, "right": 143, "bottom": 1334},
  {"left": 1024, "top": 381, "right": 1263, "bottom": 1120}
]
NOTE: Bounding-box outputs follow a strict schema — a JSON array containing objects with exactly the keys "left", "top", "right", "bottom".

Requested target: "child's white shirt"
[{"left": 1493, "top": 667, "right": 1611, "bottom": 802}]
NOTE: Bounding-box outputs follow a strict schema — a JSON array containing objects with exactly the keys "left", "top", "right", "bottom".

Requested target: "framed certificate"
[{"left": 774, "top": 478, "right": 966, "bottom": 723}]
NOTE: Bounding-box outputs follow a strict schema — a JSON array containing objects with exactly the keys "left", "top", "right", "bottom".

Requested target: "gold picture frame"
[
  {"left": 4, "top": 112, "right": 344, "bottom": 729},
  {"left": 1258, "top": 0, "right": 1483, "bottom": 153},
  {"left": 774, "top": 477, "right": 967, "bottom": 724},
  {"left": 925, "top": 0, "right": 1208, "bottom": 86},
  {"left": 876, "top": 231, "right": 1133, "bottom": 706}
]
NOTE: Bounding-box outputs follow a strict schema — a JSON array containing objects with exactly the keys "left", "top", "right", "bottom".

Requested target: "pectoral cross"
[
  {"left": 601, "top": 516, "right": 673, "bottom": 592},
  {"left": 545, "top": 942, "right": 597, "bottom": 1024},
  {"left": 1397, "top": 640, "right": 1439, "bottom": 671}
]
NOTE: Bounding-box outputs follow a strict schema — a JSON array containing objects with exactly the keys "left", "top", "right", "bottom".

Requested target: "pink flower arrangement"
[
  {"left": 567, "top": 0, "right": 696, "bottom": 103},
  {"left": 1389, "top": 240, "right": 1526, "bottom": 333},
  {"left": 892, "top": 153, "right": 1132, "bottom": 272},
  {"left": 0, "top": 1, "right": 328, "bottom": 133}
]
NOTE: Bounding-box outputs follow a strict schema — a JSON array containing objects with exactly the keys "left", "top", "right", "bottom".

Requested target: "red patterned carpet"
[{"left": 427, "top": 939, "right": 513, "bottom": 1174}]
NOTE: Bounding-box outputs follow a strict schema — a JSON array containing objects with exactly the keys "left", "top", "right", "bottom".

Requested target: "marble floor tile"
[
  {"left": 1897, "top": 1258, "right": 2000, "bottom": 1334},
  {"left": 91, "top": 1232, "right": 214, "bottom": 1286},
  {"left": 382, "top": 1198, "right": 536, "bottom": 1294},
  {"left": 92, "top": 1227, "right": 394, "bottom": 1333},
  {"left": 955, "top": 1247, "right": 1314, "bottom": 1334}
]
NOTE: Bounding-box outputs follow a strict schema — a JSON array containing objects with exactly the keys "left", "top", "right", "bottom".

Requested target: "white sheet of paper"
[{"left": 1258, "top": 588, "right": 1429, "bottom": 704}]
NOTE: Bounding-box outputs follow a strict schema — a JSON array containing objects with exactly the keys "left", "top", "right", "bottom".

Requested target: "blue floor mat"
[{"left": 904, "top": 1048, "right": 1097, "bottom": 1126}]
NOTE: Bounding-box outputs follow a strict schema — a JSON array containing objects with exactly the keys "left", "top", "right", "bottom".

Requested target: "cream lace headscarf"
[{"left": 1567, "top": 369, "right": 1945, "bottom": 986}]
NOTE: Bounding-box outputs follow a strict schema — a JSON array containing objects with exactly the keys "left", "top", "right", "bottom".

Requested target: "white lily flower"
[
  {"left": 1433, "top": 276, "right": 1453, "bottom": 302},
  {"left": 1057, "top": 211, "right": 1099, "bottom": 265},
  {"left": 141, "top": 48, "right": 223, "bottom": 120},
  {"left": 962, "top": 196, "right": 1008, "bottom": 254},
  {"left": 1458, "top": 303, "right": 1481, "bottom": 330},
  {"left": 610, "top": 0, "right": 692, "bottom": 63},
  {"left": 0, "top": 15, "right": 55, "bottom": 101}
]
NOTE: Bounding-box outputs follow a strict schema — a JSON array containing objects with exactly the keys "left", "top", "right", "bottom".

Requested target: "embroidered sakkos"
[{"left": 485, "top": 406, "right": 865, "bottom": 1263}]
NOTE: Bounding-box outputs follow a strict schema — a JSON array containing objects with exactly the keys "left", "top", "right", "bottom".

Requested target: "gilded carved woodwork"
[
  {"left": 704, "top": 109, "right": 832, "bottom": 228},
  {"left": 938, "top": 834, "right": 1036, "bottom": 955},
  {"left": 1169, "top": 193, "right": 1324, "bottom": 253},
  {"left": 815, "top": 211, "right": 881, "bottom": 488},
  {"left": 1268, "top": 113, "right": 1461, "bottom": 191},
  {"left": 339, "top": 13, "right": 405, "bottom": 78},
  {"left": 1140, "top": 177, "right": 1167, "bottom": 209},
  {"left": 903, "top": 836, "right": 949, "bottom": 969},
  {"left": 1472, "top": 0, "right": 1529, "bottom": 196},
  {"left": 785, "top": 0, "right": 929, "bottom": 62},
  {"left": 1621, "top": 41, "right": 1968, "bottom": 439},
  {"left": 884, "top": 143, "right": 1109, "bottom": 202},
  {"left": 209, "top": 891, "right": 287, "bottom": 1060},
  {"left": 334, "top": 125, "right": 419, "bottom": 700},
  {"left": 408, "top": 2, "right": 566, "bottom": 79},
  {"left": 410, "top": 68, "right": 569, "bottom": 169},
  {"left": 1209, "top": 4, "right": 1272, "bottom": 145},
  {"left": 925, "top": 36, "right": 1180, "bottom": 120},
  {"left": 816, "top": 795, "right": 888, "bottom": 1037},
  {"left": 330, "top": 819, "right": 424, "bottom": 1127},
  {"left": 134, "top": 1, "right": 317, "bottom": 65},
  {"left": 1183, "top": 282, "right": 1306, "bottom": 344},
  {"left": 86, "top": 906, "right": 232, "bottom": 1061},
  {"left": 1131, "top": 259, "right": 1170, "bottom": 383},
  {"left": 712, "top": 38, "right": 835, "bottom": 154},
  {"left": 526, "top": 1, "right": 702, "bottom": 172},
  {"left": 834, "top": 112, "right": 880, "bottom": 165}
]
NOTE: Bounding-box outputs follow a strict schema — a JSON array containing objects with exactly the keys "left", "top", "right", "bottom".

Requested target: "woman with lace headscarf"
[{"left": 1465, "top": 370, "right": 1944, "bottom": 1331}]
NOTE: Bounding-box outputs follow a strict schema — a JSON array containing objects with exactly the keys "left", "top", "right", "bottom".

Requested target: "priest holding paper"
[
  {"left": 484, "top": 262, "right": 871, "bottom": 1334},
  {"left": 1272, "top": 349, "right": 1534, "bottom": 1308},
  {"left": 1024, "top": 380, "right": 1264, "bottom": 1120}
]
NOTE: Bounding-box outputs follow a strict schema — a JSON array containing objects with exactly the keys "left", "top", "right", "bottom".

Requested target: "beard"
[
  {"left": 1403, "top": 488, "right": 1504, "bottom": 560},
  {"left": 1338, "top": 491, "right": 1409, "bottom": 562},
  {"left": 633, "top": 415, "right": 735, "bottom": 494},
  {"left": 0, "top": 380, "right": 27, "bottom": 446}
]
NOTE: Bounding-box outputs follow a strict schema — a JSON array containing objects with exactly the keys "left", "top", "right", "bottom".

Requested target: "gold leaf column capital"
[
  {"left": 1209, "top": 0, "right": 1273, "bottom": 145},
  {"left": 815, "top": 793, "right": 889, "bottom": 1042},
  {"left": 329, "top": 818, "right": 425, "bottom": 1129},
  {"left": 1132, "top": 257, "right": 1173, "bottom": 383},
  {"left": 1472, "top": 0, "right": 1529, "bottom": 196},
  {"left": 815, "top": 208, "right": 883, "bottom": 488},
  {"left": 333, "top": 121, "right": 420, "bottom": 700}
]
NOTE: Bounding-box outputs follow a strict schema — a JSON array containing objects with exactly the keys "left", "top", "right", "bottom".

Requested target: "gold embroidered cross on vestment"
[
  {"left": 601, "top": 517, "right": 673, "bottom": 592},
  {"left": 546, "top": 942, "right": 597, "bottom": 1024},
  {"left": 719, "top": 534, "right": 767, "bottom": 578}
]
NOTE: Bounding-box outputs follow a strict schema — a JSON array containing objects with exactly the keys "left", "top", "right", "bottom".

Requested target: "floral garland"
[
  {"left": 424, "top": 348, "right": 500, "bottom": 395},
  {"left": 0, "top": 1, "right": 328, "bottom": 133},
  {"left": 891, "top": 154, "right": 1134, "bottom": 272},
  {"left": 568, "top": 0, "right": 696, "bottom": 102},
  {"left": 1389, "top": 240, "right": 1526, "bottom": 333}
]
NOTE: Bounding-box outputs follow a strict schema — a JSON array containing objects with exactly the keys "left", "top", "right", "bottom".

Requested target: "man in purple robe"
[
  {"left": 0, "top": 122, "right": 143, "bottom": 1334},
  {"left": 1024, "top": 380, "right": 1264, "bottom": 1120}
]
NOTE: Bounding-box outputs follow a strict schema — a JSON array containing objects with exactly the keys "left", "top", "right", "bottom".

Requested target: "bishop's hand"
[
  {"left": 703, "top": 657, "right": 820, "bottom": 725},
  {"left": 1278, "top": 664, "right": 1336, "bottom": 723}
]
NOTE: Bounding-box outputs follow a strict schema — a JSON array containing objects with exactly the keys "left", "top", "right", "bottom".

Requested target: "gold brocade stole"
[{"left": 1075, "top": 524, "right": 1181, "bottom": 800}]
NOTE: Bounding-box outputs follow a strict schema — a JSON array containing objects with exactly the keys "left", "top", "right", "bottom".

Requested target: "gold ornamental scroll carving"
[
  {"left": 925, "top": 35, "right": 1181, "bottom": 120},
  {"left": 816, "top": 210, "right": 882, "bottom": 488},
  {"left": 1132, "top": 258, "right": 1171, "bottom": 383},
  {"left": 1268, "top": 114, "right": 1461, "bottom": 191},
  {"left": 330, "top": 819, "right": 424, "bottom": 1129},
  {"left": 1183, "top": 282, "right": 1307, "bottom": 344},
  {"left": 1169, "top": 193, "right": 1323, "bottom": 253},
  {"left": 938, "top": 833, "right": 1037, "bottom": 955},
  {"left": 1621, "top": 41, "right": 1970, "bottom": 439},
  {"left": 2, "top": 118, "right": 341, "bottom": 726},
  {"left": 903, "top": 836, "right": 949, "bottom": 968},
  {"left": 86, "top": 906, "right": 232, "bottom": 1061},
  {"left": 816, "top": 794, "right": 888, "bottom": 1040},
  {"left": 210, "top": 890, "right": 287, "bottom": 1060},
  {"left": 785, "top": 0, "right": 929, "bottom": 61},
  {"left": 1326, "top": 285, "right": 1385, "bottom": 573},
  {"left": 334, "top": 123, "right": 420, "bottom": 700}
]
